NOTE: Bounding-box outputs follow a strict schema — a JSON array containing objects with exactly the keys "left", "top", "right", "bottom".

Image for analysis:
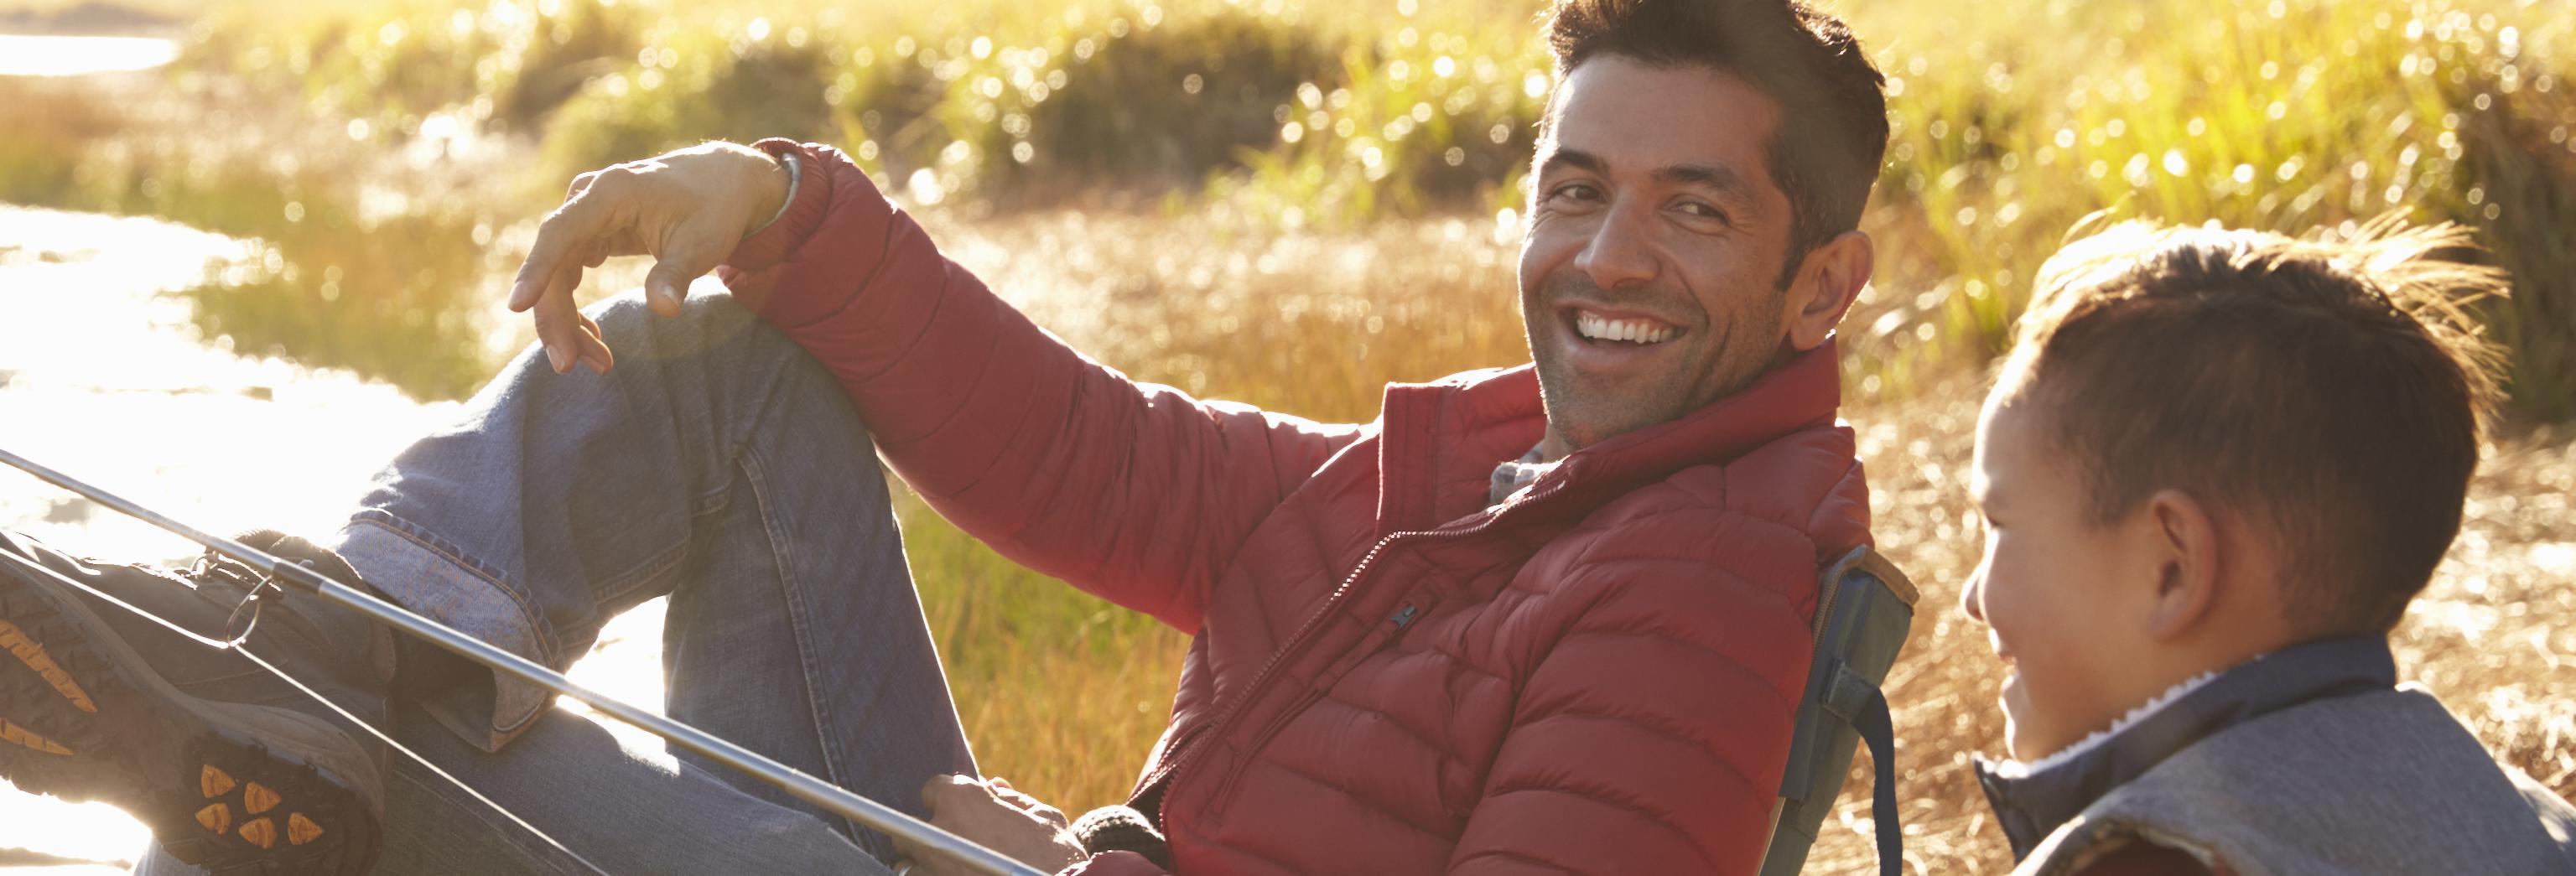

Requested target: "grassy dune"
[{"left": 2, "top": 0, "right": 2572, "bottom": 870}]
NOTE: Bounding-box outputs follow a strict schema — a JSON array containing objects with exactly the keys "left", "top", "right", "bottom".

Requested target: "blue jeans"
[{"left": 143, "top": 293, "right": 978, "bottom": 874}]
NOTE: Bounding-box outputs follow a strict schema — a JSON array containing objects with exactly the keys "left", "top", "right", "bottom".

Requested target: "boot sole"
[{"left": 0, "top": 567, "right": 380, "bottom": 876}]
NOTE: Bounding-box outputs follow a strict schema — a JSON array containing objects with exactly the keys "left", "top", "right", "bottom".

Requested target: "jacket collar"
[
  {"left": 1373, "top": 340, "right": 1845, "bottom": 533},
  {"left": 1974, "top": 635, "right": 2401, "bottom": 859}
]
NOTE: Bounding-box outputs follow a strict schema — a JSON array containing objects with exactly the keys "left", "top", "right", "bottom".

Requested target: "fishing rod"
[{"left": 0, "top": 447, "right": 1049, "bottom": 876}]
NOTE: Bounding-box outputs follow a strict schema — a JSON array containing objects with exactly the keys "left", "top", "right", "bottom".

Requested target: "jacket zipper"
[{"left": 1136, "top": 477, "right": 1575, "bottom": 824}]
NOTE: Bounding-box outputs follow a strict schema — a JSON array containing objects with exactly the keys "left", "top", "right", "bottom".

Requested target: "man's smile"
[
  {"left": 1572, "top": 308, "right": 1679, "bottom": 345},
  {"left": 1554, "top": 303, "right": 1688, "bottom": 373}
]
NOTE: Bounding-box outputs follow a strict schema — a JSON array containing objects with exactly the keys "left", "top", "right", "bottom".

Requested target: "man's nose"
[{"left": 1574, "top": 204, "right": 1658, "bottom": 291}]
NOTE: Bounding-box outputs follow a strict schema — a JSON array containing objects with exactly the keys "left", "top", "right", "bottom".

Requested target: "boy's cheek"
[{"left": 1998, "top": 666, "right": 2037, "bottom": 758}]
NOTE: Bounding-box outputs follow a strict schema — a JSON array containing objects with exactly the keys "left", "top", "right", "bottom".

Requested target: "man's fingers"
[
  {"left": 641, "top": 248, "right": 716, "bottom": 316},
  {"left": 641, "top": 211, "right": 736, "bottom": 316},
  {"left": 974, "top": 776, "right": 1068, "bottom": 827},
  {"left": 574, "top": 309, "right": 613, "bottom": 374},
  {"left": 918, "top": 774, "right": 989, "bottom": 816},
  {"left": 543, "top": 261, "right": 615, "bottom": 374},
  {"left": 530, "top": 293, "right": 577, "bottom": 374},
  {"left": 989, "top": 783, "right": 1040, "bottom": 809},
  {"left": 1000, "top": 795, "right": 1066, "bottom": 826},
  {"left": 922, "top": 773, "right": 983, "bottom": 796},
  {"left": 509, "top": 186, "right": 610, "bottom": 313},
  {"left": 527, "top": 257, "right": 593, "bottom": 373}
]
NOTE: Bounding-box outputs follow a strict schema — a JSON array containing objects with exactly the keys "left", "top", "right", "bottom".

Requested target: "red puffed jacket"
[{"left": 720, "top": 140, "right": 1873, "bottom": 875}]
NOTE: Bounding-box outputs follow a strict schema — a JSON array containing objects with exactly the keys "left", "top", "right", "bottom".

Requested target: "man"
[{"left": 0, "top": 0, "right": 1890, "bottom": 872}]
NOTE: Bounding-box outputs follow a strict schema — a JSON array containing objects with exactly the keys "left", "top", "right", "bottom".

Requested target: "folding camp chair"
[{"left": 1758, "top": 545, "right": 1919, "bottom": 876}]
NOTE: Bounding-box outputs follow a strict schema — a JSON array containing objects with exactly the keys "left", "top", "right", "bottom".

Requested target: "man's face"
[
  {"left": 1961, "top": 397, "right": 2149, "bottom": 762},
  {"left": 1518, "top": 55, "right": 1802, "bottom": 454}
]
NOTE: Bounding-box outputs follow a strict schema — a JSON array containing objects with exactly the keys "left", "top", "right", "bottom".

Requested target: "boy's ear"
[{"left": 2141, "top": 488, "right": 2220, "bottom": 640}]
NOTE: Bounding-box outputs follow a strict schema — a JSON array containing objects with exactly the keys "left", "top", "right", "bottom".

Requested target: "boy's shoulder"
[
  {"left": 2020, "top": 687, "right": 2576, "bottom": 876},
  {"left": 2129, "top": 685, "right": 2549, "bottom": 807}
]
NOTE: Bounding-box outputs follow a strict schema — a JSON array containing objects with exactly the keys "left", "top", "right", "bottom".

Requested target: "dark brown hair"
[
  {"left": 1997, "top": 216, "right": 2507, "bottom": 635},
  {"left": 1543, "top": 0, "right": 1889, "bottom": 287}
]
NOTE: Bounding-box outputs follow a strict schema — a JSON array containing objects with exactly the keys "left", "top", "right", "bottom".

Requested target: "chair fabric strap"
[{"left": 1824, "top": 661, "right": 1903, "bottom": 876}]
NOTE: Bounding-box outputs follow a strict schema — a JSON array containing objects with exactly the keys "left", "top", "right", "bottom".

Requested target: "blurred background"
[{"left": 0, "top": 0, "right": 2569, "bottom": 871}]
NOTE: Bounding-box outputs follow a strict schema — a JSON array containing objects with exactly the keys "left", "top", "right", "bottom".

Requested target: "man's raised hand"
[{"left": 506, "top": 141, "right": 791, "bottom": 374}]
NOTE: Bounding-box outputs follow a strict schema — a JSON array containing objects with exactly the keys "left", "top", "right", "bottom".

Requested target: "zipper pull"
[{"left": 1388, "top": 603, "right": 1420, "bottom": 630}]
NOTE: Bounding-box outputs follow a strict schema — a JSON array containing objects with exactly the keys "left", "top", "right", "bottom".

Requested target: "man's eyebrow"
[
  {"left": 1538, "top": 148, "right": 1607, "bottom": 176},
  {"left": 1654, "top": 163, "right": 1757, "bottom": 203}
]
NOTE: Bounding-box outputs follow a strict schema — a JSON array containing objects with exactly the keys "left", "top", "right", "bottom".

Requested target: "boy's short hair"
[
  {"left": 1544, "top": 0, "right": 1888, "bottom": 288},
  {"left": 1995, "top": 216, "right": 2506, "bottom": 635}
]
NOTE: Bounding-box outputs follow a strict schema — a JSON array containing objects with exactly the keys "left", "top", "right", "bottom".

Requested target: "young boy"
[{"left": 1958, "top": 218, "right": 2576, "bottom": 875}]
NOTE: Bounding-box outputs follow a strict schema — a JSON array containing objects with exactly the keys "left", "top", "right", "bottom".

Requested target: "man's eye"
[
  {"left": 1676, "top": 201, "right": 1729, "bottom": 223},
  {"left": 1550, "top": 183, "right": 1601, "bottom": 203}
]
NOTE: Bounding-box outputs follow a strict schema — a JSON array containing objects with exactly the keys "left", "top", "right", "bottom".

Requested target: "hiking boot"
[{"left": 0, "top": 529, "right": 393, "bottom": 876}]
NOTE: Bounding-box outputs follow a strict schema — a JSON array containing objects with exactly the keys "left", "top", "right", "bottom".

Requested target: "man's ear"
[
  {"left": 2139, "top": 488, "right": 2220, "bottom": 640},
  {"left": 1784, "top": 230, "right": 1874, "bottom": 351}
]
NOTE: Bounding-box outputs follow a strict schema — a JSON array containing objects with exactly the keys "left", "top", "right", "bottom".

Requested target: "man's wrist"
[
  {"left": 724, "top": 138, "right": 835, "bottom": 275},
  {"left": 741, "top": 151, "right": 800, "bottom": 240}
]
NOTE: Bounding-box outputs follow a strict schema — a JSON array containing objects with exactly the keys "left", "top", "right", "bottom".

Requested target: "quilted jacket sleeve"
[
  {"left": 719, "top": 141, "right": 1360, "bottom": 633},
  {"left": 1444, "top": 547, "right": 1819, "bottom": 873}
]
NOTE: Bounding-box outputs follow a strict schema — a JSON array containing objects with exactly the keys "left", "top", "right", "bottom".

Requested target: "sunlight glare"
[{"left": 0, "top": 35, "right": 176, "bottom": 77}]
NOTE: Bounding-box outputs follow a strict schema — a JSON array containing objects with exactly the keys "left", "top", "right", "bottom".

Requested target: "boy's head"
[{"left": 1961, "top": 217, "right": 2504, "bottom": 761}]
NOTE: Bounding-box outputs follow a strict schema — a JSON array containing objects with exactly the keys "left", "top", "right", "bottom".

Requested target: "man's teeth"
[{"left": 1575, "top": 312, "right": 1675, "bottom": 345}]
